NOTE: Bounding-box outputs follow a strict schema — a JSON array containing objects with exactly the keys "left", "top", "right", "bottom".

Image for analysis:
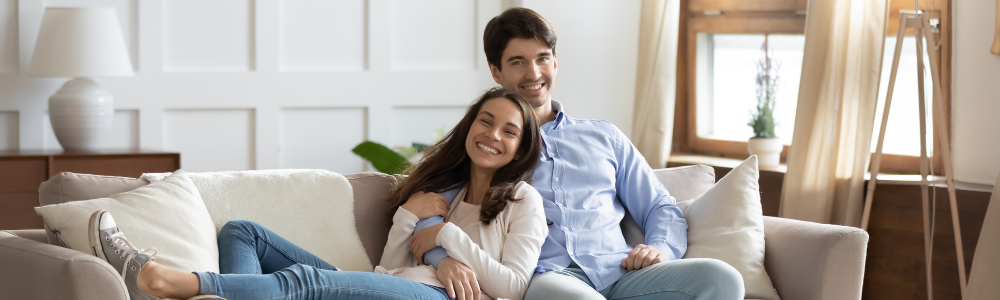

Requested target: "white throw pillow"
[
  {"left": 35, "top": 170, "right": 219, "bottom": 273},
  {"left": 680, "top": 156, "right": 780, "bottom": 300}
]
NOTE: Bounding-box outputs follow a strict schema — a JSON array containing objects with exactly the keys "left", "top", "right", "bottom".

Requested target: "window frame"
[{"left": 672, "top": 0, "right": 952, "bottom": 175}]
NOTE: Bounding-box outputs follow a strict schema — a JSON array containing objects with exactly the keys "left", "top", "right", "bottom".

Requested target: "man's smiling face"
[{"left": 489, "top": 38, "right": 558, "bottom": 108}]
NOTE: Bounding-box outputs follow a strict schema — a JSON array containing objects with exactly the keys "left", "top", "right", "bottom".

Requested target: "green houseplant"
[
  {"left": 351, "top": 127, "right": 443, "bottom": 174},
  {"left": 747, "top": 36, "right": 782, "bottom": 167}
]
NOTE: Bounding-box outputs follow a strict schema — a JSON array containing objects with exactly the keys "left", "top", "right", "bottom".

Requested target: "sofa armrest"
[
  {"left": 762, "top": 216, "right": 869, "bottom": 300},
  {"left": 5, "top": 229, "right": 49, "bottom": 244},
  {"left": 0, "top": 231, "right": 128, "bottom": 300}
]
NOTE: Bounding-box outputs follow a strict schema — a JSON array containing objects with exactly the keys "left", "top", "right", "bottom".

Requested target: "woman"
[{"left": 88, "top": 87, "right": 546, "bottom": 300}]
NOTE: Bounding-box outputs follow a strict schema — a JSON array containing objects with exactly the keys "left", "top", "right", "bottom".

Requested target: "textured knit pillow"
[
  {"left": 679, "top": 156, "right": 780, "bottom": 300},
  {"left": 34, "top": 170, "right": 219, "bottom": 273}
]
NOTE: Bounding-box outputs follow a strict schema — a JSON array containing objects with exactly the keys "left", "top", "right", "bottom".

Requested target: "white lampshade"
[{"left": 28, "top": 7, "right": 133, "bottom": 77}]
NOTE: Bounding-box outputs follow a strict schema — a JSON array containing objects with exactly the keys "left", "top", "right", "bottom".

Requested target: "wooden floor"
[{"left": 667, "top": 161, "right": 992, "bottom": 300}]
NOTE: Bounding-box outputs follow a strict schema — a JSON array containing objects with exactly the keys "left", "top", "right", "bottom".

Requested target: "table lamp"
[{"left": 28, "top": 7, "right": 134, "bottom": 151}]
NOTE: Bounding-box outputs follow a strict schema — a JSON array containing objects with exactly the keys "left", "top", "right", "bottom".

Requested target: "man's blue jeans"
[
  {"left": 524, "top": 259, "right": 744, "bottom": 300},
  {"left": 193, "top": 220, "right": 451, "bottom": 300}
]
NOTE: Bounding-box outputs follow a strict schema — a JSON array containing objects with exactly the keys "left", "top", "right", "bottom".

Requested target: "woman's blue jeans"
[{"left": 193, "top": 220, "right": 450, "bottom": 300}]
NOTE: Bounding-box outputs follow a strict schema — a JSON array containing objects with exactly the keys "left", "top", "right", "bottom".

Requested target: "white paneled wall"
[
  {"left": 163, "top": 0, "right": 254, "bottom": 72},
  {"left": 390, "top": 0, "right": 476, "bottom": 71},
  {"left": 279, "top": 0, "right": 366, "bottom": 72},
  {"left": 0, "top": 0, "right": 643, "bottom": 175},
  {"left": 164, "top": 109, "right": 256, "bottom": 172},
  {"left": 391, "top": 106, "right": 467, "bottom": 147},
  {"left": 0, "top": 0, "right": 17, "bottom": 74},
  {"left": 0, "top": 111, "right": 16, "bottom": 149},
  {"left": 279, "top": 107, "right": 367, "bottom": 173}
]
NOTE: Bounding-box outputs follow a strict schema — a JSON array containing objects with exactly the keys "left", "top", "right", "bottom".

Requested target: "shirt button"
[
  {"left": 554, "top": 176, "right": 560, "bottom": 181},
  {"left": 548, "top": 152, "right": 554, "bottom": 156},
  {"left": 562, "top": 227, "right": 569, "bottom": 231},
  {"left": 556, "top": 202, "right": 563, "bottom": 207}
]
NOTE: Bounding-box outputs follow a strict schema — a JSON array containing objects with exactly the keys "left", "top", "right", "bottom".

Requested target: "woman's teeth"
[{"left": 477, "top": 143, "right": 498, "bottom": 154}]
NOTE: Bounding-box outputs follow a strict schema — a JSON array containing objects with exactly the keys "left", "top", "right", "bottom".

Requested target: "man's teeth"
[
  {"left": 523, "top": 84, "right": 542, "bottom": 91},
  {"left": 478, "top": 143, "right": 498, "bottom": 154}
]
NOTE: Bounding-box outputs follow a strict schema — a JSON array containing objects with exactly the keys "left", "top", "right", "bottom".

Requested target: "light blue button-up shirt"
[{"left": 415, "top": 100, "right": 688, "bottom": 291}]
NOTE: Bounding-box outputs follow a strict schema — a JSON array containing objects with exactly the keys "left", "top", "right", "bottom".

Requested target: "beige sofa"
[{"left": 0, "top": 165, "right": 869, "bottom": 300}]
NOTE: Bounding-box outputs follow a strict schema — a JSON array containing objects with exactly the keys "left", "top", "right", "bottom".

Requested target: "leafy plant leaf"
[
  {"left": 352, "top": 141, "right": 410, "bottom": 174},
  {"left": 412, "top": 142, "right": 431, "bottom": 152}
]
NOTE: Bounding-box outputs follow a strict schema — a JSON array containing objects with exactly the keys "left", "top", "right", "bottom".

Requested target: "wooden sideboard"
[{"left": 0, "top": 149, "right": 180, "bottom": 229}]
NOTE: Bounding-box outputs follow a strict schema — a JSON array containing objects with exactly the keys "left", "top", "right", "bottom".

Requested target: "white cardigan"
[{"left": 378, "top": 181, "right": 548, "bottom": 300}]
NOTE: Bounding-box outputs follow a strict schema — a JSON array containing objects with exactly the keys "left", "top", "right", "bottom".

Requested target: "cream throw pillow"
[
  {"left": 34, "top": 170, "right": 219, "bottom": 273},
  {"left": 679, "top": 156, "right": 780, "bottom": 300}
]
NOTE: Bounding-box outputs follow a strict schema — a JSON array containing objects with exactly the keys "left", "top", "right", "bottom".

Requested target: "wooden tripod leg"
[
  {"left": 920, "top": 14, "right": 968, "bottom": 298},
  {"left": 915, "top": 26, "right": 934, "bottom": 300},
  {"left": 861, "top": 15, "right": 909, "bottom": 230}
]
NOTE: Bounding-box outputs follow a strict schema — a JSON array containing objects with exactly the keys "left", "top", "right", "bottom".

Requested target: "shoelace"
[{"left": 106, "top": 231, "right": 158, "bottom": 276}]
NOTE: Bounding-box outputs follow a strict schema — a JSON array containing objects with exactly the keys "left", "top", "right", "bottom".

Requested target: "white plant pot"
[
  {"left": 748, "top": 137, "right": 782, "bottom": 167},
  {"left": 49, "top": 78, "right": 114, "bottom": 151}
]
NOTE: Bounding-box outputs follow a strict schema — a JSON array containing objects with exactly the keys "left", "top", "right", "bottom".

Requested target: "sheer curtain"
[
  {"left": 632, "top": 0, "right": 680, "bottom": 168},
  {"left": 779, "top": 0, "right": 889, "bottom": 226}
]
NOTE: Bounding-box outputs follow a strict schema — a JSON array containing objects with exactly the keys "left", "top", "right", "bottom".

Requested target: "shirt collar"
[{"left": 542, "top": 100, "right": 567, "bottom": 132}]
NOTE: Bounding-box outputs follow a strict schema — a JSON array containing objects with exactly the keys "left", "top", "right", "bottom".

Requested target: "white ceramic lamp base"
[{"left": 49, "top": 78, "right": 114, "bottom": 151}]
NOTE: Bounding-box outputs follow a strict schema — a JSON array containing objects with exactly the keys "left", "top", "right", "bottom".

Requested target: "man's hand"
[
  {"left": 437, "top": 257, "right": 481, "bottom": 300},
  {"left": 401, "top": 191, "right": 450, "bottom": 219},
  {"left": 621, "top": 244, "right": 666, "bottom": 271},
  {"left": 410, "top": 223, "right": 445, "bottom": 264}
]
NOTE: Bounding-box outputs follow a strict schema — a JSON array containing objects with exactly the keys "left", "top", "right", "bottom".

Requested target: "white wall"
[
  {"left": 0, "top": 0, "right": 641, "bottom": 174},
  {"left": 953, "top": 0, "right": 1000, "bottom": 185}
]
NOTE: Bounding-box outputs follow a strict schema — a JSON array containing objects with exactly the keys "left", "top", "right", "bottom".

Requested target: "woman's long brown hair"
[{"left": 389, "top": 87, "right": 542, "bottom": 223}]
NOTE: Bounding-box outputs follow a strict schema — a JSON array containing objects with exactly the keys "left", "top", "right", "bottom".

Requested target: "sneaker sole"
[
  {"left": 88, "top": 210, "right": 109, "bottom": 261},
  {"left": 187, "top": 296, "right": 228, "bottom": 300}
]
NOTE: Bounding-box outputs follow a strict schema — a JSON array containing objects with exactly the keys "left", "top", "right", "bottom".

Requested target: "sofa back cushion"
[
  {"left": 345, "top": 172, "right": 400, "bottom": 267},
  {"left": 141, "top": 170, "right": 373, "bottom": 272},
  {"left": 620, "top": 165, "right": 716, "bottom": 246},
  {"left": 37, "top": 166, "right": 719, "bottom": 270},
  {"left": 39, "top": 172, "right": 149, "bottom": 206}
]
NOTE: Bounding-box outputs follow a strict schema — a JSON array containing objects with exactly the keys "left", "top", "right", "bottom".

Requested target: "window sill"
[{"left": 667, "top": 153, "right": 994, "bottom": 192}]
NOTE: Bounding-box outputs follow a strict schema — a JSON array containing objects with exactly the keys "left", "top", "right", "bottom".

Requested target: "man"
[{"left": 419, "top": 7, "right": 745, "bottom": 300}]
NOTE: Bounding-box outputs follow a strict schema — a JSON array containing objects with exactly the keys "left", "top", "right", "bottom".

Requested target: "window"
[
  {"left": 674, "top": 0, "right": 951, "bottom": 174},
  {"left": 873, "top": 36, "right": 935, "bottom": 157},
  {"left": 695, "top": 33, "right": 804, "bottom": 146}
]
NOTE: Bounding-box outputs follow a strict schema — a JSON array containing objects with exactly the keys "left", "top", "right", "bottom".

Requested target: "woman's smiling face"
[{"left": 465, "top": 97, "right": 524, "bottom": 173}]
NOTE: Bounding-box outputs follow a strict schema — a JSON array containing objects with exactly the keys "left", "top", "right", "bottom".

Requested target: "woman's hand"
[
  {"left": 410, "top": 223, "right": 445, "bottom": 264},
  {"left": 401, "top": 191, "right": 449, "bottom": 220},
  {"left": 437, "top": 257, "right": 481, "bottom": 300}
]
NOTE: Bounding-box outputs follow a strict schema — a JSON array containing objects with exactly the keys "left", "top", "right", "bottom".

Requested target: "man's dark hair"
[{"left": 483, "top": 7, "right": 557, "bottom": 71}]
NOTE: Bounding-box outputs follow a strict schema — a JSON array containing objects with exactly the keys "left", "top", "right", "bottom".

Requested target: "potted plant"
[{"left": 747, "top": 36, "right": 782, "bottom": 167}]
